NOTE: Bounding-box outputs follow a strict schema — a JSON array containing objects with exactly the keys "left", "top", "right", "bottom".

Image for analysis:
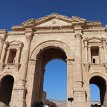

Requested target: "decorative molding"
[
  {"left": 75, "top": 34, "right": 82, "bottom": 39},
  {"left": 30, "top": 40, "right": 74, "bottom": 60}
]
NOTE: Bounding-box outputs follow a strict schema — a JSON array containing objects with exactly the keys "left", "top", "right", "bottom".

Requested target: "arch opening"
[
  {"left": 89, "top": 76, "right": 106, "bottom": 107},
  {"left": 44, "top": 59, "right": 67, "bottom": 101},
  {"left": 0, "top": 75, "right": 14, "bottom": 107},
  {"left": 31, "top": 47, "right": 67, "bottom": 107}
]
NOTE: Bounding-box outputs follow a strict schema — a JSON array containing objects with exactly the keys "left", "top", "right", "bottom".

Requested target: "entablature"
[{"left": 10, "top": 13, "right": 104, "bottom": 33}]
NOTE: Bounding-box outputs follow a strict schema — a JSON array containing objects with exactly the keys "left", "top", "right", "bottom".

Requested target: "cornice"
[
  {"left": 0, "top": 29, "right": 7, "bottom": 34},
  {"left": 8, "top": 31, "right": 25, "bottom": 35},
  {"left": 83, "top": 27, "right": 105, "bottom": 32},
  {"left": 7, "top": 13, "right": 105, "bottom": 33},
  {"left": 11, "top": 25, "right": 25, "bottom": 31}
]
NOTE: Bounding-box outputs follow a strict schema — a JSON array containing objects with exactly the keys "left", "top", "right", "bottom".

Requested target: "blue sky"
[
  {"left": 0, "top": 0, "right": 105, "bottom": 101},
  {"left": 0, "top": 0, "right": 107, "bottom": 30}
]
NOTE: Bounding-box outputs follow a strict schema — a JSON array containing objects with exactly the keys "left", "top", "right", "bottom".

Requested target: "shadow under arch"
[
  {"left": 0, "top": 75, "right": 14, "bottom": 107},
  {"left": 89, "top": 75, "right": 106, "bottom": 106}
]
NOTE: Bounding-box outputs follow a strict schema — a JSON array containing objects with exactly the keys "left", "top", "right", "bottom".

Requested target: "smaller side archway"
[
  {"left": 0, "top": 75, "right": 14, "bottom": 107},
  {"left": 89, "top": 75, "right": 106, "bottom": 107}
]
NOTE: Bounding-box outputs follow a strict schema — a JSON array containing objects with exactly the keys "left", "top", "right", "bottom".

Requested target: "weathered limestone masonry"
[{"left": 0, "top": 13, "right": 107, "bottom": 107}]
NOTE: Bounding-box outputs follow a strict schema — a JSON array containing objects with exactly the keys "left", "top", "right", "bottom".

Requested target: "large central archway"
[
  {"left": 26, "top": 41, "right": 74, "bottom": 107},
  {"left": 31, "top": 47, "right": 67, "bottom": 106}
]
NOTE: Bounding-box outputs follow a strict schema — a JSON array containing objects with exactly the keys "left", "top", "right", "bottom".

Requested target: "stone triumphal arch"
[{"left": 0, "top": 13, "right": 107, "bottom": 107}]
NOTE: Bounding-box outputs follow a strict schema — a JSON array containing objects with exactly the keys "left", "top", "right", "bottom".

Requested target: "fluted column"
[
  {"left": 0, "top": 42, "right": 8, "bottom": 71},
  {"left": 5, "top": 48, "right": 10, "bottom": 63},
  {"left": 15, "top": 43, "right": 23, "bottom": 63},
  {"left": 66, "top": 59, "right": 74, "bottom": 107},
  {"left": 88, "top": 46, "right": 91, "bottom": 63},
  {"left": 74, "top": 34, "right": 82, "bottom": 88},
  {"left": 99, "top": 46, "right": 103, "bottom": 64},
  {"left": 0, "top": 30, "right": 7, "bottom": 59},
  {"left": 84, "top": 40, "right": 88, "bottom": 62},
  {"left": 103, "top": 39, "right": 107, "bottom": 63}
]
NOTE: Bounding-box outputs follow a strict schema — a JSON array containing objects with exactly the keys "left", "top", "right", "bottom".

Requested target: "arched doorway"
[
  {"left": 0, "top": 75, "right": 14, "bottom": 107},
  {"left": 89, "top": 76, "right": 106, "bottom": 107},
  {"left": 31, "top": 47, "right": 67, "bottom": 106}
]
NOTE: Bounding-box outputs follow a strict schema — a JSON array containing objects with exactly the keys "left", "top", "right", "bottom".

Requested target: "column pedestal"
[
  {"left": 73, "top": 90, "right": 86, "bottom": 107},
  {"left": 10, "top": 82, "right": 26, "bottom": 107}
]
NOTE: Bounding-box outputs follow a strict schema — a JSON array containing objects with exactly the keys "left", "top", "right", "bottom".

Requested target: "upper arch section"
[
  {"left": 30, "top": 40, "right": 74, "bottom": 60},
  {"left": 87, "top": 72, "right": 107, "bottom": 84}
]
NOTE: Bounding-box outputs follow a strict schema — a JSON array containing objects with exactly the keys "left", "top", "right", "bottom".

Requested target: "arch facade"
[{"left": 0, "top": 13, "right": 107, "bottom": 107}]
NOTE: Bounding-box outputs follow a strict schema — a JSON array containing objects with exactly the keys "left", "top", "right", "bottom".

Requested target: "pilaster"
[
  {"left": 74, "top": 34, "right": 83, "bottom": 89},
  {"left": 19, "top": 27, "right": 33, "bottom": 86},
  {"left": 26, "top": 60, "right": 37, "bottom": 107},
  {"left": 16, "top": 28, "right": 33, "bottom": 107}
]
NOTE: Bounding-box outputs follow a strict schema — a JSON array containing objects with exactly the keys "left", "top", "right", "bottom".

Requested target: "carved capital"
[
  {"left": 4, "top": 41, "right": 9, "bottom": 48},
  {"left": 103, "top": 63, "right": 107, "bottom": 69},
  {"left": 19, "top": 43, "right": 24, "bottom": 49},
  {"left": 25, "top": 28, "right": 33, "bottom": 40},
  {"left": 0, "top": 30, "right": 7, "bottom": 40},
  {"left": 15, "top": 63, "right": 21, "bottom": 70},
  {"left": 66, "top": 59, "right": 74, "bottom": 65},
  {"left": 75, "top": 34, "right": 82, "bottom": 39}
]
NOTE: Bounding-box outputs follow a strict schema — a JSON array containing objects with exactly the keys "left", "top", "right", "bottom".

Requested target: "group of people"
[{"left": 35, "top": 101, "right": 57, "bottom": 107}]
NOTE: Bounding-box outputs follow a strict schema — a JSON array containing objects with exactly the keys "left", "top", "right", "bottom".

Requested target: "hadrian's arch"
[
  {"left": 26, "top": 40, "right": 74, "bottom": 107},
  {"left": 0, "top": 13, "right": 107, "bottom": 107}
]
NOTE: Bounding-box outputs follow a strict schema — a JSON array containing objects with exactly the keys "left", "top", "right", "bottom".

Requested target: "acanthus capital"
[
  {"left": 66, "top": 58, "right": 74, "bottom": 64},
  {"left": 75, "top": 34, "right": 83, "bottom": 39},
  {"left": 25, "top": 33, "right": 33, "bottom": 40}
]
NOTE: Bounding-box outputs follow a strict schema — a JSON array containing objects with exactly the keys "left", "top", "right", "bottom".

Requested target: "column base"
[{"left": 66, "top": 101, "right": 72, "bottom": 107}]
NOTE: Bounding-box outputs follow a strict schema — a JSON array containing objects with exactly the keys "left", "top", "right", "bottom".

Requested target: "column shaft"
[
  {"left": 0, "top": 42, "right": 8, "bottom": 63},
  {"left": 75, "top": 34, "right": 82, "bottom": 88},
  {"left": 5, "top": 49, "right": 10, "bottom": 63},
  {"left": 88, "top": 46, "right": 91, "bottom": 63},
  {"left": 66, "top": 59, "right": 74, "bottom": 107},
  {"left": 84, "top": 41, "right": 88, "bottom": 62},
  {"left": 99, "top": 46, "right": 103, "bottom": 63}
]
